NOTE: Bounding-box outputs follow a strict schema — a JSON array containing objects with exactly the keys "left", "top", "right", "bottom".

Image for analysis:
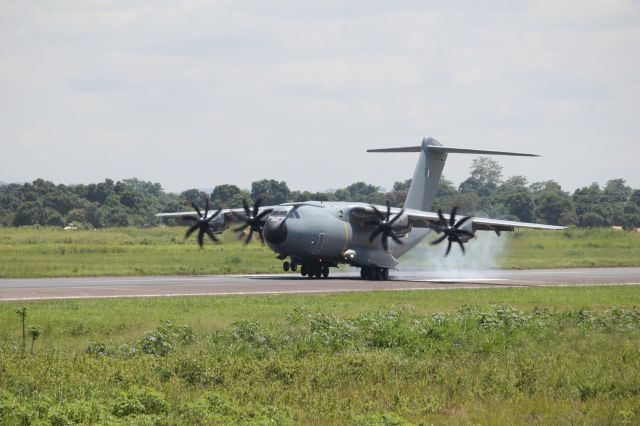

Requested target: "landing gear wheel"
[
  {"left": 283, "top": 261, "right": 290, "bottom": 272},
  {"left": 291, "top": 263, "right": 297, "bottom": 272},
  {"left": 314, "top": 266, "right": 322, "bottom": 279},
  {"left": 300, "top": 264, "right": 307, "bottom": 277},
  {"left": 322, "top": 265, "right": 329, "bottom": 278},
  {"left": 381, "top": 268, "right": 389, "bottom": 281},
  {"left": 373, "top": 268, "right": 381, "bottom": 281},
  {"left": 360, "top": 268, "right": 368, "bottom": 280}
]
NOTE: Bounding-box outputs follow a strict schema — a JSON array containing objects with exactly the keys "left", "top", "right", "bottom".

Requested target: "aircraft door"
[{"left": 312, "top": 232, "right": 325, "bottom": 255}]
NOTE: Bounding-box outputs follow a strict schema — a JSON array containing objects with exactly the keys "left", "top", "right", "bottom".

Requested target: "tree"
[
  {"left": 573, "top": 183, "right": 611, "bottom": 227},
  {"left": 122, "top": 178, "right": 163, "bottom": 197},
  {"left": 66, "top": 208, "right": 87, "bottom": 224},
  {"left": 210, "top": 184, "right": 249, "bottom": 208},
  {"left": 580, "top": 211, "right": 606, "bottom": 227},
  {"left": 334, "top": 189, "right": 351, "bottom": 201},
  {"left": 102, "top": 205, "right": 129, "bottom": 227},
  {"left": 180, "top": 189, "right": 207, "bottom": 206},
  {"left": 470, "top": 157, "right": 503, "bottom": 189},
  {"left": 85, "top": 179, "right": 115, "bottom": 204},
  {"left": 603, "top": 179, "right": 632, "bottom": 203},
  {"left": 502, "top": 191, "right": 534, "bottom": 222},
  {"left": 535, "top": 192, "right": 572, "bottom": 225},
  {"left": 432, "top": 177, "right": 459, "bottom": 211},
  {"left": 45, "top": 211, "right": 65, "bottom": 227},
  {"left": 85, "top": 203, "right": 103, "bottom": 228},
  {"left": 13, "top": 202, "right": 43, "bottom": 226},
  {"left": 393, "top": 179, "right": 412, "bottom": 192},
  {"left": 251, "top": 179, "right": 290, "bottom": 205},
  {"left": 120, "top": 189, "right": 144, "bottom": 210},
  {"left": 559, "top": 210, "right": 579, "bottom": 226},
  {"left": 531, "top": 181, "right": 574, "bottom": 225},
  {"left": 343, "top": 182, "right": 384, "bottom": 204}
]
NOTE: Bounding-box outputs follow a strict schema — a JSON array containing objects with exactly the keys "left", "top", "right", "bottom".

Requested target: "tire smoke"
[{"left": 396, "top": 229, "right": 510, "bottom": 279}]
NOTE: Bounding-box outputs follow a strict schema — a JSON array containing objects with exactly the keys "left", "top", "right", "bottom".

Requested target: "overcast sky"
[{"left": 1, "top": 0, "right": 639, "bottom": 194}]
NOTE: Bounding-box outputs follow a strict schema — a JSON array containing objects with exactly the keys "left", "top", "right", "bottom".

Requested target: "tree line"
[{"left": 1, "top": 158, "right": 639, "bottom": 229}]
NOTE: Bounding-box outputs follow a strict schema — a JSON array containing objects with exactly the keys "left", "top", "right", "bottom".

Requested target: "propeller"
[
  {"left": 367, "top": 200, "right": 405, "bottom": 251},
  {"left": 430, "top": 206, "right": 474, "bottom": 256},
  {"left": 184, "top": 197, "right": 223, "bottom": 248},
  {"left": 232, "top": 198, "right": 270, "bottom": 244}
]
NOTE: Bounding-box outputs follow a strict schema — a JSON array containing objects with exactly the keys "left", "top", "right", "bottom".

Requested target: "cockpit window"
[
  {"left": 269, "top": 208, "right": 299, "bottom": 219},
  {"left": 270, "top": 210, "right": 294, "bottom": 219}
]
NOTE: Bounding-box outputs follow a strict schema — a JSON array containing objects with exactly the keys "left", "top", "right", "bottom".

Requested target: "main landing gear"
[
  {"left": 290, "top": 262, "right": 330, "bottom": 279},
  {"left": 360, "top": 266, "right": 389, "bottom": 281}
]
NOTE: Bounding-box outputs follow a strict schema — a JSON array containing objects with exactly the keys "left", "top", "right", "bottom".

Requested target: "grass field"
[
  {"left": 1, "top": 286, "right": 639, "bottom": 425},
  {"left": 1, "top": 226, "right": 639, "bottom": 278}
]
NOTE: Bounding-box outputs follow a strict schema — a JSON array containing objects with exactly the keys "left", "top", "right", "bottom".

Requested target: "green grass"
[
  {"left": 504, "top": 228, "right": 640, "bottom": 269},
  {"left": 0, "top": 226, "right": 639, "bottom": 278},
  {"left": 1, "top": 287, "right": 640, "bottom": 424},
  {"left": 0, "top": 227, "right": 283, "bottom": 278}
]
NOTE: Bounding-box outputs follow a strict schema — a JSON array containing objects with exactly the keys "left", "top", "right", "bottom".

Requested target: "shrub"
[
  {"left": 112, "top": 386, "right": 168, "bottom": 417},
  {"left": 138, "top": 321, "right": 194, "bottom": 356},
  {"left": 48, "top": 400, "right": 107, "bottom": 425}
]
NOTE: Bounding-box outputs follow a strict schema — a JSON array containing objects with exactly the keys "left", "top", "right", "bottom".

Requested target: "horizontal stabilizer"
[
  {"left": 427, "top": 146, "right": 538, "bottom": 157},
  {"left": 367, "top": 145, "right": 538, "bottom": 157},
  {"left": 367, "top": 146, "right": 422, "bottom": 153}
]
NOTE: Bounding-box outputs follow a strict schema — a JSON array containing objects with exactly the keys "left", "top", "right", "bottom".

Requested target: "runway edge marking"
[{"left": 2, "top": 281, "right": 640, "bottom": 302}]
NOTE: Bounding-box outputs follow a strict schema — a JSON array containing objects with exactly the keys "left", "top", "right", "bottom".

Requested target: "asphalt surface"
[{"left": 1, "top": 267, "right": 639, "bottom": 301}]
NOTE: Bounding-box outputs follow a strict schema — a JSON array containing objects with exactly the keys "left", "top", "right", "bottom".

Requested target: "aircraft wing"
[
  {"left": 404, "top": 209, "right": 565, "bottom": 232},
  {"left": 350, "top": 204, "right": 564, "bottom": 232},
  {"left": 156, "top": 207, "right": 274, "bottom": 222}
]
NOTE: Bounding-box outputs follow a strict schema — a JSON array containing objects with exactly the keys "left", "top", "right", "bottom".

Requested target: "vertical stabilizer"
[{"left": 405, "top": 137, "right": 447, "bottom": 211}]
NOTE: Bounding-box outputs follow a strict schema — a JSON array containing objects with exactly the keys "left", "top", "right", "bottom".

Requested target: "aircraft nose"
[{"left": 264, "top": 219, "right": 287, "bottom": 245}]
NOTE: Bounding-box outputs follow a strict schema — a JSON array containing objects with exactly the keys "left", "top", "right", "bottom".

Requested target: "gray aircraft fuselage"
[{"left": 262, "top": 201, "right": 429, "bottom": 269}]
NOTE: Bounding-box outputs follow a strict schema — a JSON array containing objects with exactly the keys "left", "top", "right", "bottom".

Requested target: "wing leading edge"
[
  {"left": 156, "top": 207, "right": 274, "bottom": 222},
  {"left": 404, "top": 209, "right": 565, "bottom": 232}
]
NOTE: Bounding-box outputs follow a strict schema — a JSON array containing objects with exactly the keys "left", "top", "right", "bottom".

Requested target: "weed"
[{"left": 2, "top": 290, "right": 640, "bottom": 424}]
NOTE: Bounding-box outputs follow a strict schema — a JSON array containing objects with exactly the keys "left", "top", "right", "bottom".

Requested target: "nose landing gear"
[{"left": 282, "top": 261, "right": 298, "bottom": 272}]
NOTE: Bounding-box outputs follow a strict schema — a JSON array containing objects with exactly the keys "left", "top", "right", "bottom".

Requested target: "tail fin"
[{"left": 368, "top": 137, "right": 539, "bottom": 212}]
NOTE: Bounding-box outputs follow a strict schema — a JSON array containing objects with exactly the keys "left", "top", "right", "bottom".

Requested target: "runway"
[{"left": 1, "top": 267, "right": 639, "bottom": 302}]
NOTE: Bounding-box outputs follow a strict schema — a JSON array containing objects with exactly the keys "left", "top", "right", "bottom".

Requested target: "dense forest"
[{"left": 1, "top": 158, "right": 639, "bottom": 229}]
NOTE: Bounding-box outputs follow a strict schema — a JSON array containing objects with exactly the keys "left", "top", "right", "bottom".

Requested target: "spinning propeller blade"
[
  {"left": 368, "top": 200, "right": 405, "bottom": 251},
  {"left": 430, "top": 206, "right": 474, "bottom": 256},
  {"left": 233, "top": 198, "right": 267, "bottom": 245},
  {"left": 183, "top": 196, "right": 222, "bottom": 248}
]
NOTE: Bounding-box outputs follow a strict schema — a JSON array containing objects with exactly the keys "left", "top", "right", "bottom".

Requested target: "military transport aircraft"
[{"left": 158, "top": 137, "right": 564, "bottom": 280}]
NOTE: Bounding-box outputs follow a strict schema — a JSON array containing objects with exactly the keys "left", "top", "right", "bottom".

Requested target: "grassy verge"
[
  {"left": 1, "top": 226, "right": 639, "bottom": 278},
  {"left": 1, "top": 286, "right": 639, "bottom": 424}
]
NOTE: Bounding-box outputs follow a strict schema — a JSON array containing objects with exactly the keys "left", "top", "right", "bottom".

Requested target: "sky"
[{"left": 1, "top": 0, "right": 639, "bottom": 194}]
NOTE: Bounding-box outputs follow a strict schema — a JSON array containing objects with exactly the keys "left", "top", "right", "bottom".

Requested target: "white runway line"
[
  {"left": 411, "top": 278, "right": 507, "bottom": 283},
  {"left": 3, "top": 282, "right": 640, "bottom": 302}
]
